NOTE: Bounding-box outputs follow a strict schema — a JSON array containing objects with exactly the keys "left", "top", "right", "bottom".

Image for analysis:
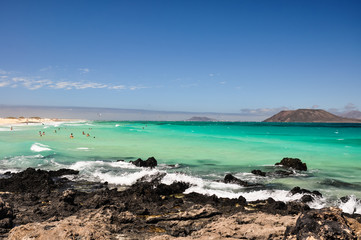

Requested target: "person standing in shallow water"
[{"left": 70, "top": 133, "right": 74, "bottom": 139}]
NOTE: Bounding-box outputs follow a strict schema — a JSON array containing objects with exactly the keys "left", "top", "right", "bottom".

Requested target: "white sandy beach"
[{"left": 0, "top": 117, "right": 85, "bottom": 126}]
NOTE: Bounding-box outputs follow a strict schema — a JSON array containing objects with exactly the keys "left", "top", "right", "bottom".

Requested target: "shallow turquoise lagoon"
[{"left": 1, "top": 121, "right": 360, "bottom": 213}]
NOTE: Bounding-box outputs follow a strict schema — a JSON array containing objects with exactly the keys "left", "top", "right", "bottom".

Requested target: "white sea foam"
[
  {"left": 31, "top": 143, "right": 52, "bottom": 152},
  {"left": 0, "top": 168, "right": 21, "bottom": 174},
  {"left": 185, "top": 185, "right": 241, "bottom": 199},
  {"left": 338, "top": 195, "right": 361, "bottom": 214},
  {"left": 161, "top": 172, "right": 206, "bottom": 186},
  {"left": 162, "top": 172, "right": 245, "bottom": 199},
  {"left": 107, "top": 161, "right": 139, "bottom": 169},
  {"left": 0, "top": 154, "right": 52, "bottom": 169},
  {"left": 93, "top": 169, "right": 160, "bottom": 185},
  {"left": 69, "top": 160, "right": 140, "bottom": 172},
  {"left": 76, "top": 147, "right": 90, "bottom": 151},
  {"left": 242, "top": 190, "right": 303, "bottom": 202},
  {"left": 308, "top": 197, "right": 327, "bottom": 210},
  {"left": 69, "top": 160, "right": 105, "bottom": 171},
  {"left": 234, "top": 172, "right": 267, "bottom": 183},
  {"left": 161, "top": 170, "right": 321, "bottom": 204}
]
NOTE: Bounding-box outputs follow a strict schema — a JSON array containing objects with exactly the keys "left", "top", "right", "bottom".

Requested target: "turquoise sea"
[{"left": 1, "top": 121, "right": 361, "bottom": 213}]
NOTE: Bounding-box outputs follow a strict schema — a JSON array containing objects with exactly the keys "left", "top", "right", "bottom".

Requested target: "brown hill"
[{"left": 263, "top": 109, "right": 361, "bottom": 123}]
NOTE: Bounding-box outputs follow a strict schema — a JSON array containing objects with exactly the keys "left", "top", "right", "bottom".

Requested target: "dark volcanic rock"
[
  {"left": 0, "top": 168, "right": 55, "bottom": 194},
  {"left": 340, "top": 195, "right": 361, "bottom": 204},
  {"left": 60, "top": 189, "right": 77, "bottom": 205},
  {"left": 275, "top": 157, "right": 307, "bottom": 171},
  {"left": 130, "top": 157, "right": 157, "bottom": 168},
  {"left": 224, "top": 174, "right": 254, "bottom": 187},
  {"left": 285, "top": 207, "right": 359, "bottom": 239},
  {"left": 273, "top": 170, "right": 294, "bottom": 177},
  {"left": 290, "top": 186, "right": 322, "bottom": 198},
  {"left": 1, "top": 168, "right": 360, "bottom": 239},
  {"left": 300, "top": 195, "right": 314, "bottom": 203},
  {"left": 251, "top": 169, "right": 266, "bottom": 177},
  {"left": 0, "top": 198, "right": 13, "bottom": 231},
  {"left": 155, "top": 182, "right": 190, "bottom": 195},
  {"left": 49, "top": 169, "right": 79, "bottom": 177},
  {"left": 249, "top": 198, "right": 310, "bottom": 216},
  {"left": 0, "top": 168, "right": 78, "bottom": 194}
]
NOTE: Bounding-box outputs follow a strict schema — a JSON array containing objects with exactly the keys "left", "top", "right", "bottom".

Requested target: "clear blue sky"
[{"left": 0, "top": 0, "right": 360, "bottom": 114}]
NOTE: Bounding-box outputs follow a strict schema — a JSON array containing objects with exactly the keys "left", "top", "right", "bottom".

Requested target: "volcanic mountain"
[{"left": 263, "top": 109, "right": 361, "bottom": 123}]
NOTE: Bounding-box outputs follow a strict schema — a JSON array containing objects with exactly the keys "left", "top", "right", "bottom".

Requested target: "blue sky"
[{"left": 0, "top": 0, "right": 360, "bottom": 115}]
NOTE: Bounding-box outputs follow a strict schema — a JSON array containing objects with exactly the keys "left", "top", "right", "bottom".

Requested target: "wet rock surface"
[
  {"left": 289, "top": 186, "right": 322, "bottom": 197},
  {"left": 224, "top": 173, "right": 260, "bottom": 187},
  {"left": 251, "top": 169, "right": 266, "bottom": 177},
  {"left": 275, "top": 157, "right": 307, "bottom": 171},
  {"left": 0, "top": 168, "right": 360, "bottom": 239},
  {"left": 130, "top": 156, "right": 158, "bottom": 168}
]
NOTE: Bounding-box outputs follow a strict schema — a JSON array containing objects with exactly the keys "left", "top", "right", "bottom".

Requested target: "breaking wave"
[{"left": 30, "top": 143, "right": 52, "bottom": 152}]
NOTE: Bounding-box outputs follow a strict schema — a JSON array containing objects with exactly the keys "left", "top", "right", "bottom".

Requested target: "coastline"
[
  {"left": 0, "top": 117, "right": 86, "bottom": 126},
  {"left": 0, "top": 160, "right": 360, "bottom": 239},
  {"left": 1, "top": 120, "right": 361, "bottom": 238}
]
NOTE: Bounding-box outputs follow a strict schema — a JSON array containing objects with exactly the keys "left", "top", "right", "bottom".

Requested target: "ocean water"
[{"left": 1, "top": 121, "right": 361, "bottom": 214}]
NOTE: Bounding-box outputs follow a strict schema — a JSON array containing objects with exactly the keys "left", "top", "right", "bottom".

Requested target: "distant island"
[
  {"left": 263, "top": 109, "right": 361, "bottom": 123},
  {"left": 187, "top": 116, "right": 216, "bottom": 122},
  {"left": 341, "top": 110, "right": 361, "bottom": 120}
]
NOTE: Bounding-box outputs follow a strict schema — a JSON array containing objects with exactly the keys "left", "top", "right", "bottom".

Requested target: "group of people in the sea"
[{"left": 36, "top": 127, "right": 95, "bottom": 139}]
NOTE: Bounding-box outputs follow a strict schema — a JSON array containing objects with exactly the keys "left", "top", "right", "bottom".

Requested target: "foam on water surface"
[
  {"left": 31, "top": 143, "right": 52, "bottom": 152},
  {"left": 338, "top": 195, "right": 361, "bottom": 214}
]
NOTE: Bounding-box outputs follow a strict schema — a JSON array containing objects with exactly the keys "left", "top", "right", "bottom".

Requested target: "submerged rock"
[
  {"left": 251, "top": 169, "right": 266, "bottom": 177},
  {"left": 321, "top": 178, "right": 358, "bottom": 189},
  {"left": 130, "top": 157, "right": 158, "bottom": 168},
  {"left": 224, "top": 174, "right": 254, "bottom": 187},
  {"left": 275, "top": 157, "right": 307, "bottom": 171},
  {"left": 273, "top": 170, "right": 294, "bottom": 177},
  {"left": 289, "top": 186, "right": 322, "bottom": 198}
]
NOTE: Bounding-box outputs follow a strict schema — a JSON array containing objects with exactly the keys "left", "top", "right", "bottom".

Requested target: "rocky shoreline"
[{"left": 0, "top": 159, "right": 360, "bottom": 239}]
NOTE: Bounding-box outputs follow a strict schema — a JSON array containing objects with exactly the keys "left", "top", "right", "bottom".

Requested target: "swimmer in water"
[{"left": 70, "top": 133, "right": 74, "bottom": 139}]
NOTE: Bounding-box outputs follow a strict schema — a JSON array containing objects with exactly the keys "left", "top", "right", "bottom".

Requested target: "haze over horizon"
[{"left": 1, "top": 0, "right": 360, "bottom": 116}]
